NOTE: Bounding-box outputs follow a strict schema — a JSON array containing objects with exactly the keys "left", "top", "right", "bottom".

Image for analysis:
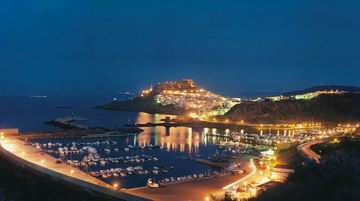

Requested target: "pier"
[
  {"left": 18, "top": 128, "right": 143, "bottom": 140},
  {"left": 128, "top": 118, "right": 323, "bottom": 132},
  {"left": 44, "top": 116, "right": 88, "bottom": 130},
  {"left": 127, "top": 120, "right": 255, "bottom": 131}
]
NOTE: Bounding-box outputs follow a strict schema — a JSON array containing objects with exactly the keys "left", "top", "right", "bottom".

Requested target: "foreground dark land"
[
  {"left": 0, "top": 155, "right": 115, "bottom": 201},
  {"left": 247, "top": 137, "right": 360, "bottom": 201}
]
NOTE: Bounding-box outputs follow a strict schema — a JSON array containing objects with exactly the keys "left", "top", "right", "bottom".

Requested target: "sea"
[{"left": 0, "top": 95, "right": 241, "bottom": 188}]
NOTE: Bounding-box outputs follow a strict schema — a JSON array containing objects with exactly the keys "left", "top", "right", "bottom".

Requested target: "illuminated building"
[
  {"left": 261, "top": 89, "right": 346, "bottom": 102},
  {"left": 140, "top": 79, "right": 240, "bottom": 116}
]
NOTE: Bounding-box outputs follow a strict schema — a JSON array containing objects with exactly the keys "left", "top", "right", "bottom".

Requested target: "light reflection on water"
[{"left": 136, "top": 112, "right": 202, "bottom": 155}]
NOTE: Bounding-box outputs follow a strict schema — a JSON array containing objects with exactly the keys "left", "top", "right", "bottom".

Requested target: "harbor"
[
  {"left": 0, "top": 96, "right": 353, "bottom": 201},
  {"left": 24, "top": 125, "right": 250, "bottom": 189},
  {"left": 0, "top": 111, "right": 351, "bottom": 201},
  {"left": 0, "top": 137, "right": 148, "bottom": 201}
]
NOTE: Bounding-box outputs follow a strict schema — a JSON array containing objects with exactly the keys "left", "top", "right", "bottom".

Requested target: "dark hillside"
[{"left": 224, "top": 93, "right": 360, "bottom": 123}]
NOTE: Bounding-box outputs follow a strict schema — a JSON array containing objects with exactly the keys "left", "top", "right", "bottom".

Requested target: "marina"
[
  {"left": 26, "top": 124, "right": 250, "bottom": 189},
  {"left": 0, "top": 95, "right": 353, "bottom": 201}
]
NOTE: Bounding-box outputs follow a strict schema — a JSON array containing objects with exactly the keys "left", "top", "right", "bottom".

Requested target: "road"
[
  {"left": 222, "top": 158, "right": 256, "bottom": 190},
  {"left": 127, "top": 159, "right": 253, "bottom": 201},
  {"left": 297, "top": 140, "right": 323, "bottom": 164}
]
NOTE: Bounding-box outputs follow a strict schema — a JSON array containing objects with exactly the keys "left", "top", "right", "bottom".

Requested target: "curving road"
[{"left": 297, "top": 140, "right": 323, "bottom": 164}]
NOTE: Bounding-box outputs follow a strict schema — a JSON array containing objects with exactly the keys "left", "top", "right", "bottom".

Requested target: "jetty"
[
  {"left": 126, "top": 120, "right": 255, "bottom": 131},
  {"left": 18, "top": 128, "right": 143, "bottom": 140},
  {"left": 44, "top": 116, "right": 88, "bottom": 129}
]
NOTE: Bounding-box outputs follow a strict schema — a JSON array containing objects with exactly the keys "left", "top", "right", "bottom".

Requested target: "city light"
[
  {"left": 188, "top": 112, "right": 199, "bottom": 119},
  {"left": 145, "top": 80, "right": 239, "bottom": 117},
  {"left": 332, "top": 138, "right": 340, "bottom": 144},
  {"left": 113, "top": 183, "right": 119, "bottom": 190},
  {"left": 70, "top": 169, "right": 75, "bottom": 175},
  {"left": 40, "top": 159, "right": 45, "bottom": 164},
  {"left": 266, "top": 89, "right": 345, "bottom": 102}
]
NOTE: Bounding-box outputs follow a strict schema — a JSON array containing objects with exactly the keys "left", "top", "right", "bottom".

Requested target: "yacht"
[{"left": 147, "top": 178, "right": 160, "bottom": 188}]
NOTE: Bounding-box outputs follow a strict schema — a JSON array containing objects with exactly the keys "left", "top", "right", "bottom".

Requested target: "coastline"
[
  {"left": 126, "top": 159, "right": 252, "bottom": 201},
  {"left": 0, "top": 137, "right": 150, "bottom": 201},
  {"left": 0, "top": 136, "right": 256, "bottom": 201}
]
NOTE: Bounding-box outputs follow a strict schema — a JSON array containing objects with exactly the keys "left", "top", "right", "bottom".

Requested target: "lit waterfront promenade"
[
  {"left": 0, "top": 137, "right": 149, "bottom": 201},
  {"left": 127, "top": 158, "right": 255, "bottom": 201},
  {"left": 222, "top": 158, "right": 256, "bottom": 190}
]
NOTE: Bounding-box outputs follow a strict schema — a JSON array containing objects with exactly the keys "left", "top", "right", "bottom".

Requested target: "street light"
[
  {"left": 205, "top": 196, "right": 210, "bottom": 201},
  {"left": 113, "top": 183, "right": 119, "bottom": 190},
  {"left": 70, "top": 169, "right": 75, "bottom": 175},
  {"left": 40, "top": 159, "right": 45, "bottom": 164}
]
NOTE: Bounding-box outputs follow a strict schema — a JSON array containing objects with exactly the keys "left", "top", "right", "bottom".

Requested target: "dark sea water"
[
  {"left": 0, "top": 95, "right": 139, "bottom": 132},
  {"left": 0, "top": 95, "right": 230, "bottom": 188}
]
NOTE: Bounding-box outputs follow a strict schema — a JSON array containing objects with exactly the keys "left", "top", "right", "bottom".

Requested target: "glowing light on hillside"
[{"left": 188, "top": 113, "right": 199, "bottom": 119}]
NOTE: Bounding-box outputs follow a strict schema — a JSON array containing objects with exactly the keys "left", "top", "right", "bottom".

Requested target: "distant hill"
[
  {"left": 283, "top": 85, "right": 360, "bottom": 96},
  {"left": 224, "top": 93, "right": 360, "bottom": 123}
]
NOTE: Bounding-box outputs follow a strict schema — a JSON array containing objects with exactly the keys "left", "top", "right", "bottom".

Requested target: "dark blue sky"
[{"left": 1, "top": 0, "right": 359, "bottom": 96}]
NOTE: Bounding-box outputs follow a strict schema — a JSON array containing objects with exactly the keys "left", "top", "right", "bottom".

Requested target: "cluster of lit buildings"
[
  {"left": 140, "top": 79, "right": 239, "bottom": 116},
  {"left": 256, "top": 89, "right": 346, "bottom": 102}
]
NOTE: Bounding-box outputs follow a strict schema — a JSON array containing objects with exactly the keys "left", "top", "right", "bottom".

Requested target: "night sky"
[{"left": 1, "top": 0, "right": 359, "bottom": 96}]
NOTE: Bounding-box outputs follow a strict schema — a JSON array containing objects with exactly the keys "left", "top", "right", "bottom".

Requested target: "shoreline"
[
  {"left": 0, "top": 137, "right": 149, "bottom": 201},
  {"left": 126, "top": 159, "right": 253, "bottom": 201},
  {"left": 0, "top": 136, "right": 255, "bottom": 201}
]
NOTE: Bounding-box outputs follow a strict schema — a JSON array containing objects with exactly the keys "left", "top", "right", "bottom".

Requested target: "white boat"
[
  {"left": 100, "top": 160, "right": 107, "bottom": 166},
  {"left": 147, "top": 178, "right": 160, "bottom": 188},
  {"left": 120, "top": 173, "right": 127, "bottom": 177}
]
